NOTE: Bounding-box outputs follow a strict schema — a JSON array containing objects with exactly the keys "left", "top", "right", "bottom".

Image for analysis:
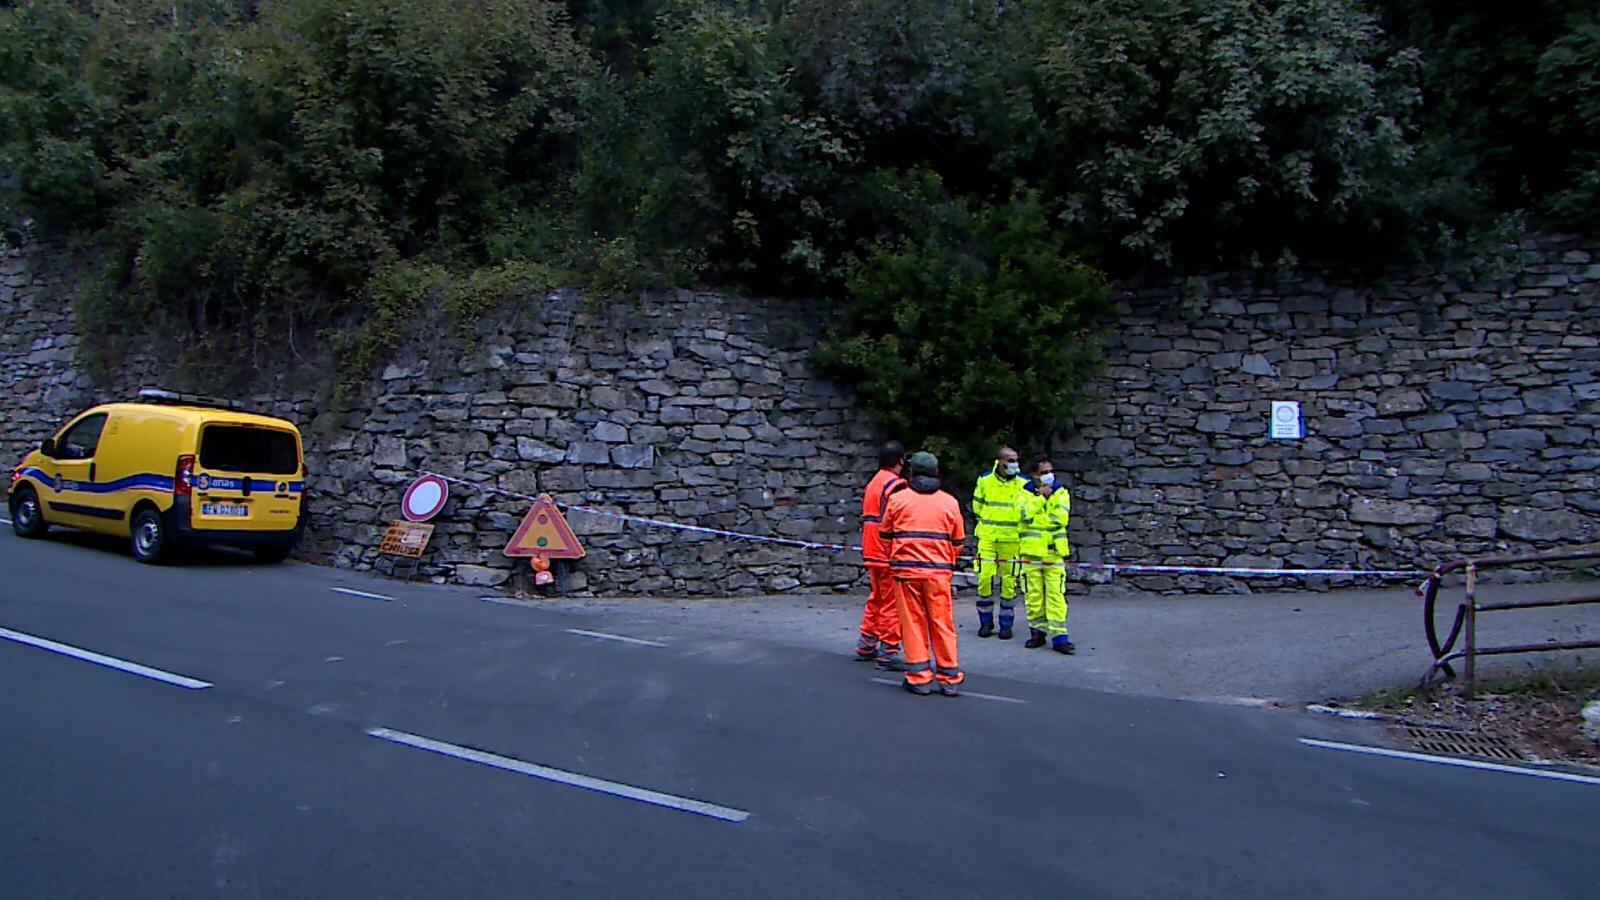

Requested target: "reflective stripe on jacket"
[
  {"left": 860, "top": 468, "right": 908, "bottom": 568},
  {"left": 1018, "top": 488, "right": 1071, "bottom": 559},
  {"left": 883, "top": 478, "right": 966, "bottom": 581},
  {"left": 972, "top": 465, "right": 1027, "bottom": 540}
]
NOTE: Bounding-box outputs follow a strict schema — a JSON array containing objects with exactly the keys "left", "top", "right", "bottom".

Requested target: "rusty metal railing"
[{"left": 1419, "top": 546, "right": 1600, "bottom": 697}]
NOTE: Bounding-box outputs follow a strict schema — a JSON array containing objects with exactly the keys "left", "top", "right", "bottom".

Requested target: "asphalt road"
[
  {"left": 541, "top": 580, "right": 1600, "bottom": 705},
  {"left": 2, "top": 528, "right": 1597, "bottom": 898}
]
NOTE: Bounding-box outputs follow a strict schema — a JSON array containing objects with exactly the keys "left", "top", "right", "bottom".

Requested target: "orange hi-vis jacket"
[
  {"left": 860, "top": 468, "right": 908, "bottom": 568},
  {"left": 882, "top": 478, "right": 966, "bottom": 581}
]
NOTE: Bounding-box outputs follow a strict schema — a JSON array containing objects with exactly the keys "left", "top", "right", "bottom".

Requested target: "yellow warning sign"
[
  {"left": 379, "top": 520, "right": 435, "bottom": 558},
  {"left": 503, "top": 494, "right": 585, "bottom": 559}
]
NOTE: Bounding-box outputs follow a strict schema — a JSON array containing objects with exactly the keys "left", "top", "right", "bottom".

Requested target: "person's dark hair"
[
  {"left": 997, "top": 444, "right": 1016, "bottom": 459},
  {"left": 1030, "top": 454, "right": 1052, "bottom": 474},
  {"left": 879, "top": 440, "right": 906, "bottom": 469}
]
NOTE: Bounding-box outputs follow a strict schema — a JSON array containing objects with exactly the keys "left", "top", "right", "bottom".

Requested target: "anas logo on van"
[{"left": 195, "top": 473, "right": 212, "bottom": 491}]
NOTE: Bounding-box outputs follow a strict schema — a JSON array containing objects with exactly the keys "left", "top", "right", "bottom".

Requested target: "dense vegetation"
[{"left": 2, "top": 1, "right": 1595, "bottom": 478}]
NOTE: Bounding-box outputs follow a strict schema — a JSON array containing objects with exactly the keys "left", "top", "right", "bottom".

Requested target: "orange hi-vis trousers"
[
  {"left": 855, "top": 568, "right": 903, "bottom": 660},
  {"left": 896, "top": 577, "right": 963, "bottom": 687}
]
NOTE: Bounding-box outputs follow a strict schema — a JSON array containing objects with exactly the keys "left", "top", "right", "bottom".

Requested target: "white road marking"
[
  {"left": 480, "top": 596, "right": 532, "bottom": 607},
  {"left": 330, "top": 587, "right": 394, "bottom": 602},
  {"left": 0, "top": 626, "right": 212, "bottom": 690},
  {"left": 566, "top": 628, "right": 666, "bottom": 648},
  {"left": 0, "top": 517, "right": 12, "bottom": 526},
  {"left": 1307, "top": 704, "right": 1387, "bottom": 720},
  {"left": 1300, "top": 738, "right": 1600, "bottom": 787},
  {"left": 870, "top": 677, "right": 1029, "bottom": 704},
  {"left": 367, "top": 727, "right": 750, "bottom": 823}
]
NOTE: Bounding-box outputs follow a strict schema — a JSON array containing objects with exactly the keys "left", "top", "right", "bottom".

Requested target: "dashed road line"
[
  {"left": 566, "top": 628, "right": 666, "bottom": 648},
  {"left": 1300, "top": 738, "right": 1600, "bottom": 787},
  {"left": 331, "top": 587, "right": 394, "bottom": 602},
  {"left": 869, "top": 677, "right": 1029, "bottom": 704},
  {"left": 0, "top": 626, "right": 212, "bottom": 690},
  {"left": 367, "top": 727, "right": 750, "bottom": 823}
]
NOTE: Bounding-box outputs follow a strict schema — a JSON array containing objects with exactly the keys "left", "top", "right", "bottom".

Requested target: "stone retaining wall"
[
  {"left": 1067, "top": 235, "right": 1600, "bottom": 591},
  {"left": 3, "top": 232, "right": 1597, "bottom": 595}
]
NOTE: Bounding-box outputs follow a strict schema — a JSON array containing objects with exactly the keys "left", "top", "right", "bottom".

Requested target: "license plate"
[{"left": 201, "top": 503, "right": 250, "bottom": 517}]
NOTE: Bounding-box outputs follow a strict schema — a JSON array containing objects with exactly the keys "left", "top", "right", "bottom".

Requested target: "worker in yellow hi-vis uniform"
[
  {"left": 970, "top": 445, "right": 1026, "bottom": 639},
  {"left": 1019, "top": 455, "right": 1074, "bottom": 654}
]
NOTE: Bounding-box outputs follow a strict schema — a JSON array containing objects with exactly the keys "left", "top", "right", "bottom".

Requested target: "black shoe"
[
  {"left": 939, "top": 683, "right": 960, "bottom": 697},
  {"left": 998, "top": 626, "right": 1014, "bottom": 640},
  {"left": 874, "top": 656, "right": 903, "bottom": 672},
  {"left": 978, "top": 621, "right": 994, "bottom": 638},
  {"left": 1025, "top": 630, "right": 1046, "bottom": 649},
  {"left": 902, "top": 680, "right": 933, "bottom": 696},
  {"left": 1053, "top": 640, "right": 1077, "bottom": 655}
]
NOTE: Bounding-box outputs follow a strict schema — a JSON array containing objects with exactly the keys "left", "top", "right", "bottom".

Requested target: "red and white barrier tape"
[{"left": 419, "top": 471, "right": 1425, "bottom": 580}]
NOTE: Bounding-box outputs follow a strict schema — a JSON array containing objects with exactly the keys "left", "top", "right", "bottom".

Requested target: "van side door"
[{"left": 41, "top": 411, "right": 122, "bottom": 530}]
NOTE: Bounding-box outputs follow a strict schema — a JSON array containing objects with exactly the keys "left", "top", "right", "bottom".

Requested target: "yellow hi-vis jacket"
[
  {"left": 1018, "top": 488, "right": 1071, "bottom": 559},
  {"left": 972, "top": 464, "right": 1028, "bottom": 541}
]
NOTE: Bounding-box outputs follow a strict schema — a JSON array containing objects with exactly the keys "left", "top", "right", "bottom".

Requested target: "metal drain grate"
[{"left": 1403, "top": 725, "right": 1524, "bottom": 761}]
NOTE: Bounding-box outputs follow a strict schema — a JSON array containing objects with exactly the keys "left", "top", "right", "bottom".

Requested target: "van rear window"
[{"left": 200, "top": 425, "right": 300, "bottom": 474}]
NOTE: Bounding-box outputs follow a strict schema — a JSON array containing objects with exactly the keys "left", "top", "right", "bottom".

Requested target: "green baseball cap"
[{"left": 908, "top": 451, "right": 939, "bottom": 476}]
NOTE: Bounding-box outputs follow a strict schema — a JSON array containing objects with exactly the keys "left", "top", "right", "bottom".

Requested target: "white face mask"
[
  {"left": 1001, "top": 462, "right": 1020, "bottom": 476},
  {"left": 1036, "top": 472, "right": 1056, "bottom": 488}
]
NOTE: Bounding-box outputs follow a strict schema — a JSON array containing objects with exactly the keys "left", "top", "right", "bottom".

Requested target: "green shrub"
[{"left": 816, "top": 175, "right": 1114, "bottom": 488}]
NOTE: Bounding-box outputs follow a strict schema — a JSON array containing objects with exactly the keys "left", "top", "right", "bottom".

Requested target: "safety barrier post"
[
  {"left": 1463, "top": 563, "right": 1477, "bottom": 698},
  {"left": 1420, "top": 545, "right": 1600, "bottom": 695}
]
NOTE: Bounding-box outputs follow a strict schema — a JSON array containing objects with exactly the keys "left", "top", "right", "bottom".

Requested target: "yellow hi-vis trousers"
[
  {"left": 1021, "top": 555, "right": 1068, "bottom": 638},
  {"left": 975, "top": 537, "right": 1018, "bottom": 628}
]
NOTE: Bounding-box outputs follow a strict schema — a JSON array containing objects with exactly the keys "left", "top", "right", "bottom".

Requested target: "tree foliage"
[
  {"left": 1380, "top": 0, "right": 1600, "bottom": 233},
  {"left": 814, "top": 175, "right": 1113, "bottom": 481},
  {"left": 1032, "top": 0, "right": 1425, "bottom": 268},
  {"left": 1, "top": 0, "right": 595, "bottom": 347},
  {"left": 0, "top": 0, "right": 1593, "bottom": 456}
]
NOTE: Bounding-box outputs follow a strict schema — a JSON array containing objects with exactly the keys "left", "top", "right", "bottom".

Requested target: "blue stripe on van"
[
  {"left": 25, "top": 466, "right": 172, "bottom": 493},
  {"left": 21, "top": 467, "right": 301, "bottom": 495},
  {"left": 20, "top": 464, "right": 302, "bottom": 493},
  {"left": 194, "top": 475, "right": 304, "bottom": 493}
]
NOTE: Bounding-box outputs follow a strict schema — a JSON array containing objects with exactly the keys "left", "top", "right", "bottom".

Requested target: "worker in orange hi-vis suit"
[
  {"left": 855, "top": 441, "right": 909, "bottom": 670},
  {"left": 881, "top": 451, "right": 967, "bottom": 697}
]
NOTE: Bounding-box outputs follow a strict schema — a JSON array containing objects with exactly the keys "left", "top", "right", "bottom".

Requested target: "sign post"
[{"left": 383, "top": 475, "right": 450, "bottom": 582}]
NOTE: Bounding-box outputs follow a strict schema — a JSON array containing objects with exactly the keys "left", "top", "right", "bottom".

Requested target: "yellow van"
[{"left": 7, "top": 389, "right": 306, "bottom": 563}]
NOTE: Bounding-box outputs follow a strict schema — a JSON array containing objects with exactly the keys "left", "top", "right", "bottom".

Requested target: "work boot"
[
  {"left": 902, "top": 680, "right": 933, "bottom": 696},
  {"left": 1025, "top": 629, "right": 1046, "bottom": 649},
  {"left": 998, "top": 625, "right": 1014, "bottom": 640},
  {"left": 874, "top": 655, "right": 904, "bottom": 672},
  {"left": 1053, "top": 639, "right": 1077, "bottom": 655},
  {"left": 939, "top": 683, "right": 960, "bottom": 697},
  {"left": 978, "top": 620, "right": 994, "bottom": 638}
]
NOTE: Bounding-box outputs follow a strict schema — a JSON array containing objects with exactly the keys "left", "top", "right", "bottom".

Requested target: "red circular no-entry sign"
[{"left": 402, "top": 474, "right": 449, "bottom": 522}]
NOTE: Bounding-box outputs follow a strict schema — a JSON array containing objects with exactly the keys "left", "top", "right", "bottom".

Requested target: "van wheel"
[
  {"left": 10, "top": 485, "right": 48, "bottom": 538},
  {"left": 253, "top": 545, "right": 293, "bottom": 564},
  {"left": 131, "top": 509, "right": 170, "bottom": 564}
]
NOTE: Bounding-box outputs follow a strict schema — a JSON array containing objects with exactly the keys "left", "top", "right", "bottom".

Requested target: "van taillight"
[
  {"left": 10, "top": 461, "right": 21, "bottom": 484},
  {"left": 174, "top": 455, "right": 196, "bottom": 496}
]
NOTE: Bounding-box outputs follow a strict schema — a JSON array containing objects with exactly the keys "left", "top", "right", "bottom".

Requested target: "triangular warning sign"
[{"left": 503, "top": 494, "right": 585, "bottom": 559}]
